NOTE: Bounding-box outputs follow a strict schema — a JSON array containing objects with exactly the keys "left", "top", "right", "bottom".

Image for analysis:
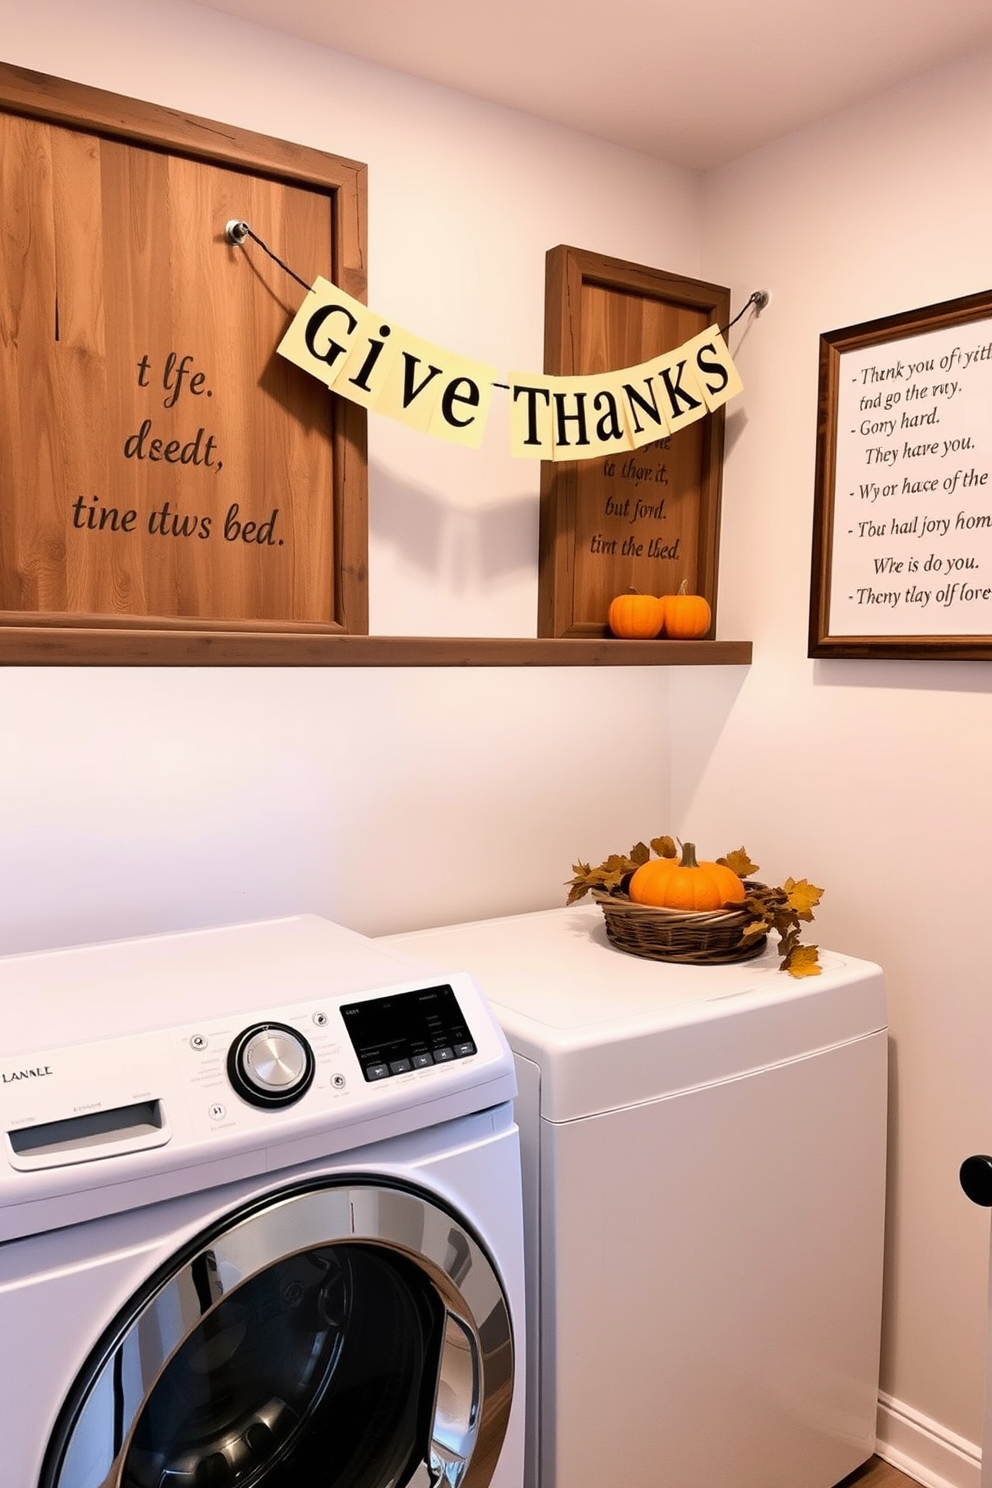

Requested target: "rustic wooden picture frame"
[
  {"left": 810, "top": 288, "right": 992, "bottom": 660},
  {"left": 0, "top": 63, "right": 368, "bottom": 665},
  {"left": 538, "top": 246, "right": 730, "bottom": 639}
]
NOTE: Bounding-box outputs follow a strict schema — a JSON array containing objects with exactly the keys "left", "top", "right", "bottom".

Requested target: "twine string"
[{"left": 226, "top": 219, "right": 766, "bottom": 389}]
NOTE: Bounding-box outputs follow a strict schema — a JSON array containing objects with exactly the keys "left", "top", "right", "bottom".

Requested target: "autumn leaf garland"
[{"left": 566, "top": 836, "right": 824, "bottom": 977}]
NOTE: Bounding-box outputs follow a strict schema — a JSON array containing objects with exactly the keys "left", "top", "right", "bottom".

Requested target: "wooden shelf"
[{"left": 0, "top": 630, "right": 752, "bottom": 667}]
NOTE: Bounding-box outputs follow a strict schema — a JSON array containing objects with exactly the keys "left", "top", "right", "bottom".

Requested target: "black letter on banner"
[
  {"left": 553, "top": 391, "right": 590, "bottom": 448},
  {"left": 441, "top": 377, "right": 481, "bottom": 429},
  {"left": 349, "top": 325, "right": 392, "bottom": 392},
  {"left": 401, "top": 354, "right": 444, "bottom": 408},
  {"left": 512, "top": 385, "right": 552, "bottom": 445},
  {"left": 659, "top": 361, "right": 702, "bottom": 419},
  {"left": 593, "top": 391, "right": 625, "bottom": 443},
  {"left": 695, "top": 343, "right": 729, "bottom": 396},
  {"left": 305, "top": 304, "right": 358, "bottom": 371},
  {"left": 621, "top": 378, "right": 665, "bottom": 436}
]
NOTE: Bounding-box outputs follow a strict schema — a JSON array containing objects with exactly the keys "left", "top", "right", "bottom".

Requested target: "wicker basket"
[{"left": 592, "top": 888, "right": 767, "bottom": 965}]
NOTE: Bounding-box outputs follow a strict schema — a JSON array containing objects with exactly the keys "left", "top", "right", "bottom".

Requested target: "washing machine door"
[{"left": 41, "top": 1179, "right": 513, "bottom": 1488}]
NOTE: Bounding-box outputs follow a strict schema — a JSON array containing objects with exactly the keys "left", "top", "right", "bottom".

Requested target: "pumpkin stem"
[
  {"left": 679, "top": 841, "right": 699, "bottom": 868},
  {"left": 678, "top": 579, "right": 689, "bottom": 595}
]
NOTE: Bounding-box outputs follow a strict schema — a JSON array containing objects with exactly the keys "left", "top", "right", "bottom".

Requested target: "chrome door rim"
[{"left": 42, "top": 1177, "right": 514, "bottom": 1488}]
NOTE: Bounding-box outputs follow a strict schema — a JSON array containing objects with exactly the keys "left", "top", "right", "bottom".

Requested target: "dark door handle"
[{"left": 960, "top": 1155, "right": 992, "bottom": 1206}]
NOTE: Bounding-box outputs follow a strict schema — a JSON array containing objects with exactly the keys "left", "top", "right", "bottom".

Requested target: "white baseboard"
[{"left": 876, "top": 1392, "right": 982, "bottom": 1488}]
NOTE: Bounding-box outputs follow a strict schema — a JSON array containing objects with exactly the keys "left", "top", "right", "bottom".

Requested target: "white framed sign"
[{"left": 809, "top": 289, "right": 992, "bottom": 658}]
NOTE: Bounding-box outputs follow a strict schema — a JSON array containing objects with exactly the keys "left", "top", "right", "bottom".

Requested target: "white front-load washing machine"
[
  {"left": 0, "top": 914, "right": 525, "bottom": 1488},
  {"left": 383, "top": 902, "right": 888, "bottom": 1488}
]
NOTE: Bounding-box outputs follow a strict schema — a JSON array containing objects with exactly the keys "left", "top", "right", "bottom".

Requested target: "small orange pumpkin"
[
  {"left": 661, "top": 581, "right": 711, "bottom": 639},
  {"left": 628, "top": 841, "right": 745, "bottom": 910},
  {"left": 607, "top": 589, "right": 665, "bottom": 639}
]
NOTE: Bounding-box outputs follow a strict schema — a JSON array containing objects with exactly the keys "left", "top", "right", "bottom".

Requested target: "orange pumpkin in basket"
[{"left": 628, "top": 841, "right": 745, "bottom": 910}]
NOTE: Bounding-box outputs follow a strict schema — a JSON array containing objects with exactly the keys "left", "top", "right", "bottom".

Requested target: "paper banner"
[
  {"left": 548, "top": 374, "right": 633, "bottom": 463},
  {"left": 277, "top": 277, "right": 376, "bottom": 392},
  {"left": 617, "top": 358, "right": 673, "bottom": 450},
  {"left": 507, "top": 375, "right": 555, "bottom": 459},
  {"left": 278, "top": 280, "right": 742, "bottom": 460},
  {"left": 680, "top": 326, "right": 744, "bottom": 411}
]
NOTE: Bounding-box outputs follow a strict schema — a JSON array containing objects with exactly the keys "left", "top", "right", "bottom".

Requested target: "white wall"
[
  {"left": 686, "top": 45, "right": 992, "bottom": 1478},
  {"left": 0, "top": 0, "right": 711, "bottom": 953}
]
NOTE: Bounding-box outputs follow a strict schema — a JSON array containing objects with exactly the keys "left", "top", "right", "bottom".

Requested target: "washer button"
[
  {"left": 412, "top": 1053, "right": 433, "bottom": 1069},
  {"left": 190, "top": 1034, "right": 208, "bottom": 1051},
  {"left": 332, "top": 1073, "right": 347, "bottom": 1090},
  {"left": 389, "top": 1058, "right": 412, "bottom": 1075},
  {"left": 365, "top": 1063, "right": 390, "bottom": 1081},
  {"left": 312, "top": 1011, "right": 328, "bottom": 1027},
  {"left": 453, "top": 1041, "right": 476, "bottom": 1058},
  {"left": 433, "top": 1047, "right": 454, "bottom": 1063},
  {"left": 209, "top": 1102, "right": 226, "bottom": 1121}
]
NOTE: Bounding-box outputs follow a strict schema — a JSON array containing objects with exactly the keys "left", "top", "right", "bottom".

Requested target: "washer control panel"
[
  {"left": 0, "top": 916, "right": 517, "bottom": 1240},
  {"left": 341, "top": 982, "right": 476, "bottom": 1082},
  {"left": 1, "top": 974, "right": 491, "bottom": 1176}
]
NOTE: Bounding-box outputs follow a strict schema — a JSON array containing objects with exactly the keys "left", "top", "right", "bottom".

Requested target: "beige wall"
[
  {"left": 2, "top": 1, "right": 991, "bottom": 1480},
  {"left": 684, "top": 45, "right": 992, "bottom": 1474},
  {"left": 0, "top": 0, "right": 700, "bottom": 951}
]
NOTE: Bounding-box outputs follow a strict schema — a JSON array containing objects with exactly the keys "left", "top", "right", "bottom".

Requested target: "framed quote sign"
[
  {"left": 538, "top": 246, "right": 730, "bottom": 639},
  {"left": 809, "top": 287, "right": 992, "bottom": 659},
  {"left": 0, "top": 64, "right": 368, "bottom": 665}
]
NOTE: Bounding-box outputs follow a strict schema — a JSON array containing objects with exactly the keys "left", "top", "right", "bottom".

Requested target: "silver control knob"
[
  {"left": 227, "top": 1022, "right": 316, "bottom": 1108},
  {"left": 244, "top": 1028, "right": 308, "bottom": 1091}
]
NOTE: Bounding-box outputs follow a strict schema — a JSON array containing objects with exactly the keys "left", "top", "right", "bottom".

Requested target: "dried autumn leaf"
[
  {"left": 719, "top": 847, "right": 760, "bottom": 878},
  {"left": 744, "top": 888, "right": 780, "bottom": 916},
  {"left": 777, "top": 924, "right": 802, "bottom": 959},
  {"left": 783, "top": 877, "right": 824, "bottom": 922},
  {"left": 565, "top": 860, "right": 607, "bottom": 903},
  {"left": 629, "top": 841, "right": 651, "bottom": 866},
  {"left": 783, "top": 943, "right": 821, "bottom": 978},
  {"left": 740, "top": 919, "right": 771, "bottom": 942},
  {"left": 650, "top": 835, "right": 678, "bottom": 859},
  {"left": 565, "top": 847, "right": 645, "bottom": 904},
  {"left": 585, "top": 853, "right": 630, "bottom": 893}
]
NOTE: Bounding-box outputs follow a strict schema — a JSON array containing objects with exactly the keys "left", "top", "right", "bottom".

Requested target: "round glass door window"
[
  {"left": 43, "top": 1181, "right": 514, "bottom": 1488},
  {"left": 127, "top": 1243, "right": 431, "bottom": 1487}
]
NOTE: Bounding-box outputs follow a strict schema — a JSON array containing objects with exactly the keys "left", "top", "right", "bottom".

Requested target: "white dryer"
[
  {"left": 0, "top": 914, "right": 525, "bottom": 1488},
  {"left": 382, "top": 902, "right": 888, "bottom": 1488}
]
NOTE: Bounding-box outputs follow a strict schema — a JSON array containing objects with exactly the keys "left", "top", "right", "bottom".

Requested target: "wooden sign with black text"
[
  {"left": 0, "top": 65, "right": 368, "bottom": 664},
  {"left": 538, "top": 248, "right": 729, "bottom": 638}
]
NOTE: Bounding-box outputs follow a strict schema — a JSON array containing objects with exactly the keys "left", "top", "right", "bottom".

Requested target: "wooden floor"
[{"left": 840, "top": 1458, "right": 917, "bottom": 1488}]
